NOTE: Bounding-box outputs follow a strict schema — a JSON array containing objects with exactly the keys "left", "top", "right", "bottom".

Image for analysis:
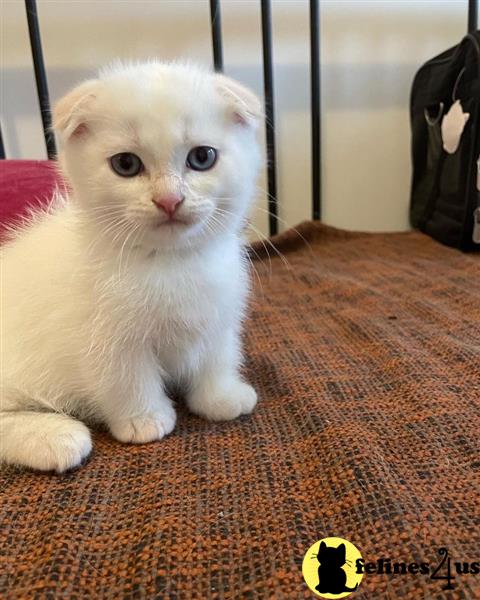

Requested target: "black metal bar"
[
  {"left": 0, "top": 124, "right": 5, "bottom": 159},
  {"left": 468, "top": 0, "right": 478, "bottom": 32},
  {"left": 310, "top": 0, "right": 321, "bottom": 220},
  {"left": 260, "top": 0, "right": 278, "bottom": 236},
  {"left": 209, "top": 0, "right": 224, "bottom": 72},
  {"left": 25, "top": 0, "right": 56, "bottom": 159}
]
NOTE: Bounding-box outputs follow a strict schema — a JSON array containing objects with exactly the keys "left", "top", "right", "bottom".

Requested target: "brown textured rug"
[{"left": 1, "top": 222, "right": 479, "bottom": 599}]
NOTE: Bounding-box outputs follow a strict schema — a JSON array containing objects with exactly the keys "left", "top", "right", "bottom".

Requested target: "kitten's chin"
[
  {"left": 131, "top": 209, "right": 236, "bottom": 253},
  {"left": 140, "top": 217, "right": 211, "bottom": 252},
  {"left": 149, "top": 214, "right": 204, "bottom": 237}
]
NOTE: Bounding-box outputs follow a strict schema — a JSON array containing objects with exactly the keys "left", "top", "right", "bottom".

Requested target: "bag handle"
[{"left": 468, "top": 0, "right": 478, "bottom": 33}]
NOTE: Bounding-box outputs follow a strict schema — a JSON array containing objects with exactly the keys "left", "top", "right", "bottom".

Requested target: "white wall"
[{"left": 1, "top": 0, "right": 469, "bottom": 237}]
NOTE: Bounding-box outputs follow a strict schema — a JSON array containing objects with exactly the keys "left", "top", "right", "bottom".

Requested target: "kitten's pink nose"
[{"left": 152, "top": 194, "right": 184, "bottom": 218}]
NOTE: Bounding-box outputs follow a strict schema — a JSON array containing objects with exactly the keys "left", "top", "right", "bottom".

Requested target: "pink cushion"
[{"left": 0, "top": 160, "right": 64, "bottom": 240}]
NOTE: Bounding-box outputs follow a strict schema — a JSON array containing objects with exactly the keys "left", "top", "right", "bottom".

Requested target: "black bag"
[{"left": 410, "top": 31, "right": 480, "bottom": 251}]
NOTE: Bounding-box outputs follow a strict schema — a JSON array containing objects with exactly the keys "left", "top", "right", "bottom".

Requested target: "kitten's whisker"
[
  {"left": 118, "top": 223, "right": 143, "bottom": 280},
  {"left": 100, "top": 219, "right": 130, "bottom": 242},
  {"left": 212, "top": 207, "right": 273, "bottom": 277},
  {"left": 206, "top": 213, "right": 264, "bottom": 296},
  {"left": 88, "top": 206, "right": 125, "bottom": 215},
  {"left": 246, "top": 241, "right": 269, "bottom": 269},
  {"left": 110, "top": 220, "right": 134, "bottom": 244},
  {"left": 84, "top": 217, "right": 129, "bottom": 255},
  {"left": 253, "top": 204, "right": 314, "bottom": 258},
  {"left": 214, "top": 207, "right": 291, "bottom": 273},
  {"left": 244, "top": 222, "right": 292, "bottom": 272},
  {"left": 244, "top": 249, "right": 264, "bottom": 299},
  {"left": 88, "top": 214, "right": 126, "bottom": 227},
  {"left": 203, "top": 213, "right": 227, "bottom": 239},
  {"left": 88, "top": 220, "right": 134, "bottom": 262},
  {"left": 245, "top": 236, "right": 272, "bottom": 280},
  {"left": 116, "top": 222, "right": 141, "bottom": 279},
  {"left": 210, "top": 207, "right": 272, "bottom": 277},
  {"left": 250, "top": 231, "right": 274, "bottom": 276}
]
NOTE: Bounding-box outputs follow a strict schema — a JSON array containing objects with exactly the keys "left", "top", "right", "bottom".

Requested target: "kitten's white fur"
[{"left": 0, "top": 62, "right": 261, "bottom": 472}]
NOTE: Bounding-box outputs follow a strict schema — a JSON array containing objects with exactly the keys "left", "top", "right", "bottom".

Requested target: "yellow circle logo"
[{"left": 302, "top": 537, "right": 363, "bottom": 598}]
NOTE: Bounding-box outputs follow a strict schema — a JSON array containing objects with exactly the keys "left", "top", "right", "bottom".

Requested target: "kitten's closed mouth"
[{"left": 153, "top": 218, "right": 189, "bottom": 229}]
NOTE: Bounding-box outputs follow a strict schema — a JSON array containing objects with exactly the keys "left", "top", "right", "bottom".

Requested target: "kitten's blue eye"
[
  {"left": 186, "top": 146, "right": 217, "bottom": 171},
  {"left": 110, "top": 153, "right": 144, "bottom": 177}
]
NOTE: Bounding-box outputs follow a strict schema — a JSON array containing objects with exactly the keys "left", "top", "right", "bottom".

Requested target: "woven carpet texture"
[{"left": 1, "top": 222, "right": 479, "bottom": 599}]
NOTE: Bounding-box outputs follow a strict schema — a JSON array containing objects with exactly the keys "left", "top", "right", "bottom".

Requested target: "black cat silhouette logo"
[{"left": 302, "top": 537, "right": 363, "bottom": 598}]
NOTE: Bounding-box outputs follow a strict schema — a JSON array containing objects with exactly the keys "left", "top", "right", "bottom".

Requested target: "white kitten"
[{"left": 0, "top": 62, "right": 262, "bottom": 473}]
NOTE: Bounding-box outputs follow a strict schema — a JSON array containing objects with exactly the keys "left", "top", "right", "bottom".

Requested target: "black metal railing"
[
  {"left": 25, "top": 0, "right": 56, "bottom": 159},
  {"left": 209, "top": 0, "right": 223, "bottom": 73},
  {"left": 310, "top": 0, "right": 321, "bottom": 222},
  {"left": 260, "top": 0, "right": 279, "bottom": 235},
  {"left": 1, "top": 0, "right": 479, "bottom": 235},
  {"left": 0, "top": 129, "right": 5, "bottom": 161}
]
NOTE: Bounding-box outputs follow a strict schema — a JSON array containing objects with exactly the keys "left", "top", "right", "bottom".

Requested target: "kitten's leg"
[
  {"left": 91, "top": 346, "right": 176, "bottom": 443},
  {"left": 187, "top": 329, "right": 257, "bottom": 421},
  {"left": 0, "top": 410, "right": 92, "bottom": 473}
]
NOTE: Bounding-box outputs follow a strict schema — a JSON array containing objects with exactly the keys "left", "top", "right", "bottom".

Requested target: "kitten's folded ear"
[
  {"left": 215, "top": 74, "right": 262, "bottom": 129},
  {"left": 53, "top": 80, "right": 100, "bottom": 140}
]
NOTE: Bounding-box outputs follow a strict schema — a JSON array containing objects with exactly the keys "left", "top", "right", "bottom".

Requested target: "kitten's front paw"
[
  {"left": 188, "top": 378, "right": 258, "bottom": 422},
  {"left": 109, "top": 406, "right": 177, "bottom": 444},
  {"left": 31, "top": 418, "right": 92, "bottom": 473}
]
